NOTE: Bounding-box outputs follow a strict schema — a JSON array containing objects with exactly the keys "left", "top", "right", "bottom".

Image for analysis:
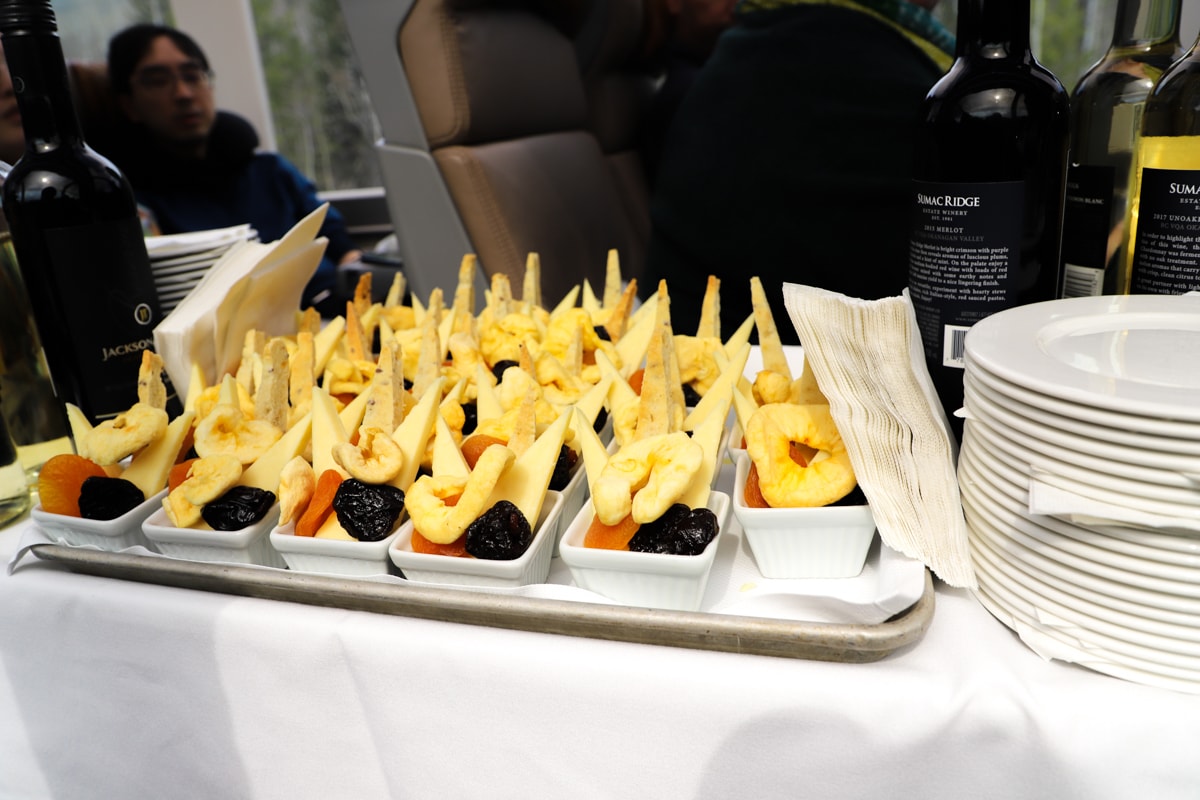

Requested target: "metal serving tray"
[{"left": 30, "top": 543, "right": 933, "bottom": 662}]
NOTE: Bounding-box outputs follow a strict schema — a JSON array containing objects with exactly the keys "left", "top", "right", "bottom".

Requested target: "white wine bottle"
[
  {"left": 1061, "top": 0, "right": 1182, "bottom": 297},
  {"left": 907, "top": 0, "right": 1069, "bottom": 440},
  {"left": 0, "top": 0, "right": 169, "bottom": 423},
  {"left": 1125, "top": 28, "right": 1200, "bottom": 294}
]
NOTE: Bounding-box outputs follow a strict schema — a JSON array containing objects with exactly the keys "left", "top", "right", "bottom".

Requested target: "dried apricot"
[
  {"left": 411, "top": 529, "right": 468, "bottom": 557},
  {"left": 169, "top": 458, "right": 198, "bottom": 493},
  {"left": 37, "top": 453, "right": 107, "bottom": 517},
  {"left": 584, "top": 511, "right": 640, "bottom": 550},
  {"left": 295, "top": 469, "right": 343, "bottom": 537},
  {"left": 743, "top": 462, "right": 771, "bottom": 508},
  {"left": 460, "top": 434, "right": 507, "bottom": 470},
  {"left": 628, "top": 368, "right": 645, "bottom": 395}
]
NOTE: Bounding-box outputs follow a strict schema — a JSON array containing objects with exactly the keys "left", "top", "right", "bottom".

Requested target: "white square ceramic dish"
[
  {"left": 732, "top": 452, "right": 875, "bottom": 579},
  {"left": 557, "top": 490, "right": 731, "bottom": 612},
  {"left": 142, "top": 503, "right": 285, "bottom": 567},
  {"left": 31, "top": 489, "right": 166, "bottom": 552},
  {"left": 270, "top": 516, "right": 401, "bottom": 576},
  {"left": 554, "top": 458, "right": 589, "bottom": 557},
  {"left": 389, "top": 491, "right": 564, "bottom": 588}
]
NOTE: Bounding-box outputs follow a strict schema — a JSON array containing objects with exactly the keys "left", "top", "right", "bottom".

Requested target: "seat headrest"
[{"left": 400, "top": 0, "right": 591, "bottom": 149}]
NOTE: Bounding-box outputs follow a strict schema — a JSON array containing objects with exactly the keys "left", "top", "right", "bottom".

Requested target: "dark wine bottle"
[
  {"left": 0, "top": 0, "right": 166, "bottom": 422},
  {"left": 1061, "top": 0, "right": 1182, "bottom": 297},
  {"left": 1124, "top": 28, "right": 1200, "bottom": 294},
  {"left": 907, "top": 0, "right": 1069, "bottom": 441}
]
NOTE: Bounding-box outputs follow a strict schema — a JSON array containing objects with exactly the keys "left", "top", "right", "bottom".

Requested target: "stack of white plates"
[
  {"left": 959, "top": 294, "right": 1200, "bottom": 694},
  {"left": 145, "top": 224, "right": 258, "bottom": 314}
]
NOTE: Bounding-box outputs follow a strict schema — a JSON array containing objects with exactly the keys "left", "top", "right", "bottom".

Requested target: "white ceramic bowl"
[
  {"left": 32, "top": 490, "right": 166, "bottom": 552},
  {"left": 554, "top": 458, "right": 589, "bottom": 558},
  {"left": 732, "top": 452, "right": 875, "bottom": 579},
  {"left": 389, "top": 491, "right": 564, "bottom": 588},
  {"left": 270, "top": 515, "right": 402, "bottom": 576},
  {"left": 142, "top": 503, "right": 285, "bottom": 567},
  {"left": 558, "top": 490, "right": 731, "bottom": 612}
]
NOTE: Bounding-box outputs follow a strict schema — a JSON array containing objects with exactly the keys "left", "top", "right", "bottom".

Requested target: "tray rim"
[{"left": 28, "top": 543, "right": 934, "bottom": 663}]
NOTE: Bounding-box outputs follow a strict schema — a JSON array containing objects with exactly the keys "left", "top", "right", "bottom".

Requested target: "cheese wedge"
[
  {"left": 121, "top": 410, "right": 195, "bottom": 498},
  {"left": 314, "top": 512, "right": 356, "bottom": 541},
  {"left": 614, "top": 298, "right": 658, "bottom": 379},
  {"left": 678, "top": 382, "right": 731, "bottom": 509},
  {"left": 574, "top": 371, "right": 614, "bottom": 428},
  {"left": 475, "top": 363, "right": 504, "bottom": 424},
  {"left": 312, "top": 315, "right": 345, "bottom": 376},
  {"left": 602, "top": 248, "right": 622, "bottom": 310},
  {"left": 487, "top": 407, "right": 570, "bottom": 528},
  {"left": 523, "top": 252, "right": 542, "bottom": 311},
  {"left": 390, "top": 376, "right": 443, "bottom": 491},
  {"left": 64, "top": 403, "right": 93, "bottom": 454},
  {"left": 625, "top": 288, "right": 658, "bottom": 331},
  {"left": 750, "top": 276, "right": 792, "bottom": 379},
  {"left": 572, "top": 407, "right": 610, "bottom": 498},
  {"left": 549, "top": 284, "right": 580, "bottom": 319},
  {"left": 239, "top": 411, "right": 313, "bottom": 492},
  {"left": 684, "top": 342, "right": 749, "bottom": 431},
  {"left": 311, "top": 386, "right": 349, "bottom": 477},
  {"left": 722, "top": 313, "right": 755, "bottom": 362},
  {"left": 731, "top": 385, "right": 759, "bottom": 441},
  {"left": 338, "top": 388, "right": 371, "bottom": 435},
  {"left": 184, "top": 362, "right": 207, "bottom": 412},
  {"left": 411, "top": 291, "right": 427, "bottom": 324},
  {"left": 430, "top": 413, "right": 470, "bottom": 481},
  {"left": 216, "top": 373, "right": 240, "bottom": 408},
  {"left": 594, "top": 349, "right": 638, "bottom": 411},
  {"left": 581, "top": 278, "right": 601, "bottom": 314}
]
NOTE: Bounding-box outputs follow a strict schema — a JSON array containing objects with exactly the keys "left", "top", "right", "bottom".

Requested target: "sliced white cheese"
[
  {"left": 731, "top": 385, "right": 759, "bottom": 444},
  {"left": 239, "top": 411, "right": 313, "bottom": 491},
  {"left": 572, "top": 407, "right": 609, "bottom": 497},
  {"left": 678, "top": 382, "right": 730, "bottom": 509},
  {"left": 121, "top": 409, "right": 195, "bottom": 498},
  {"left": 311, "top": 386, "right": 349, "bottom": 478},
  {"left": 338, "top": 388, "right": 371, "bottom": 435},
  {"left": 430, "top": 413, "right": 470, "bottom": 480},
  {"left": 390, "top": 376, "right": 443, "bottom": 491},
  {"left": 64, "top": 403, "right": 93, "bottom": 456},
  {"left": 312, "top": 315, "right": 346, "bottom": 376},
  {"left": 314, "top": 512, "right": 355, "bottom": 540},
  {"left": 594, "top": 349, "right": 638, "bottom": 411},
  {"left": 581, "top": 278, "right": 600, "bottom": 314},
  {"left": 487, "top": 407, "right": 570, "bottom": 527},
  {"left": 474, "top": 363, "right": 504, "bottom": 424},
  {"left": 548, "top": 284, "right": 580, "bottom": 320},
  {"left": 574, "top": 371, "right": 614, "bottom": 427},
  {"left": 614, "top": 299, "right": 658, "bottom": 379},
  {"left": 184, "top": 362, "right": 207, "bottom": 412},
  {"left": 216, "top": 373, "right": 240, "bottom": 407},
  {"left": 684, "top": 341, "right": 749, "bottom": 431},
  {"left": 722, "top": 313, "right": 755, "bottom": 361}
]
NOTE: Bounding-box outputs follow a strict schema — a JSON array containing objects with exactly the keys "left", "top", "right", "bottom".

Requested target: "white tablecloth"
[{"left": 3, "top": 513, "right": 1199, "bottom": 800}]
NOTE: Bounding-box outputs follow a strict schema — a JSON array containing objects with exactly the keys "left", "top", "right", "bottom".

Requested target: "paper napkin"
[
  {"left": 780, "top": 283, "right": 976, "bottom": 589},
  {"left": 153, "top": 205, "right": 330, "bottom": 398}
]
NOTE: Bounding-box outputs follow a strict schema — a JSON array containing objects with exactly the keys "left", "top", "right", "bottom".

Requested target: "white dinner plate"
[
  {"left": 963, "top": 374, "right": 1200, "bottom": 476},
  {"left": 966, "top": 356, "right": 1200, "bottom": 447},
  {"left": 969, "top": 526, "right": 1200, "bottom": 666},
  {"left": 971, "top": 546, "right": 1200, "bottom": 689},
  {"left": 964, "top": 416, "right": 1200, "bottom": 512},
  {"left": 959, "top": 453, "right": 1200, "bottom": 587},
  {"left": 964, "top": 294, "right": 1200, "bottom": 422},
  {"left": 958, "top": 442, "right": 1200, "bottom": 566}
]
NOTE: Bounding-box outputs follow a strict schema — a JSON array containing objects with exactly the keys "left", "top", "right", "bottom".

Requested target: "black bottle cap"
[{"left": 0, "top": 0, "right": 58, "bottom": 36}]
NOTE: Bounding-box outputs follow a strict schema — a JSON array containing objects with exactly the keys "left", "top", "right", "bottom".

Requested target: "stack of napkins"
[
  {"left": 153, "top": 205, "right": 329, "bottom": 398},
  {"left": 781, "top": 283, "right": 976, "bottom": 589}
]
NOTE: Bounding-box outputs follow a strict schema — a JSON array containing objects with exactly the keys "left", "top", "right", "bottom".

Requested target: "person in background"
[
  {"left": 105, "top": 24, "right": 362, "bottom": 315},
  {"left": 0, "top": 44, "right": 23, "bottom": 165},
  {"left": 639, "top": 0, "right": 737, "bottom": 183},
  {"left": 642, "top": 0, "right": 954, "bottom": 344}
]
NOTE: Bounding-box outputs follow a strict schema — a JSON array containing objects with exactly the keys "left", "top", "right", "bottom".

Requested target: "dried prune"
[
  {"left": 627, "top": 504, "right": 718, "bottom": 556},
  {"left": 332, "top": 479, "right": 405, "bottom": 542},
  {"left": 682, "top": 383, "right": 703, "bottom": 407},
  {"left": 462, "top": 400, "right": 478, "bottom": 436},
  {"left": 491, "top": 359, "right": 519, "bottom": 382},
  {"left": 548, "top": 444, "right": 578, "bottom": 492},
  {"left": 465, "top": 500, "right": 532, "bottom": 560},
  {"left": 202, "top": 486, "right": 276, "bottom": 531},
  {"left": 78, "top": 476, "right": 144, "bottom": 520}
]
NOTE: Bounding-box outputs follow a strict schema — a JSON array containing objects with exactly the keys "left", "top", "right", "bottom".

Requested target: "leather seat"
[{"left": 340, "top": 0, "right": 656, "bottom": 308}]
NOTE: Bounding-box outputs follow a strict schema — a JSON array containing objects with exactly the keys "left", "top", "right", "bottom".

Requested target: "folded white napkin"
[
  {"left": 144, "top": 223, "right": 257, "bottom": 259},
  {"left": 781, "top": 283, "right": 976, "bottom": 589},
  {"left": 153, "top": 205, "right": 330, "bottom": 397}
]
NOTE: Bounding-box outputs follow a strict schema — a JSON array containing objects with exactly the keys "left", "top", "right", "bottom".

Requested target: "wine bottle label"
[
  {"left": 1060, "top": 164, "right": 1114, "bottom": 297},
  {"left": 1130, "top": 167, "right": 1200, "bottom": 294},
  {"left": 908, "top": 180, "right": 1024, "bottom": 370},
  {"left": 43, "top": 218, "right": 160, "bottom": 419}
]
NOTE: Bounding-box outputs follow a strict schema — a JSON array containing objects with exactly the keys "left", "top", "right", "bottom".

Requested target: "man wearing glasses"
[{"left": 105, "top": 24, "right": 361, "bottom": 315}]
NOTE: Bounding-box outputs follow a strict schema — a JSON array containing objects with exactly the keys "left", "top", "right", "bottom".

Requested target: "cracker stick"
[
  {"left": 452, "top": 254, "right": 476, "bottom": 321},
  {"left": 289, "top": 331, "right": 315, "bottom": 427},
  {"left": 604, "top": 278, "right": 638, "bottom": 341},
  {"left": 255, "top": 337, "right": 290, "bottom": 431},
  {"left": 343, "top": 301, "right": 370, "bottom": 363},
  {"left": 411, "top": 310, "right": 442, "bottom": 399},
  {"left": 235, "top": 329, "right": 266, "bottom": 397},
  {"left": 696, "top": 275, "right": 721, "bottom": 340},
  {"left": 750, "top": 276, "right": 792, "bottom": 379},
  {"left": 353, "top": 272, "right": 373, "bottom": 318},
  {"left": 136, "top": 350, "right": 168, "bottom": 410},
  {"left": 522, "top": 252, "right": 542, "bottom": 311},
  {"left": 602, "top": 248, "right": 622, "bottom": 311},
  {"left": 385, "top": 270, "right": 407, "bottom": 308}
]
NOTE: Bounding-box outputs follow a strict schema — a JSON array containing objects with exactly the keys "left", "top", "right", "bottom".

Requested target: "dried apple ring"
[
  {"left": 744, "top": 403, "right": 856, "bottom": 508},
  {"left": 405, "top": 444, "right": 514, "bottom": 544},
  {"left": 591, "top": 431, "right": 703, "bottom": 525}
]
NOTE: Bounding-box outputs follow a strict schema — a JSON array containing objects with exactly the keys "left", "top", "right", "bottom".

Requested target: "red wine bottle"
[
  {"left": 907, "top": 0, "right": 1069, "bottom": 440},
  {"left": 0, "top": 0, "right": 168, "bottom": 422}
]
